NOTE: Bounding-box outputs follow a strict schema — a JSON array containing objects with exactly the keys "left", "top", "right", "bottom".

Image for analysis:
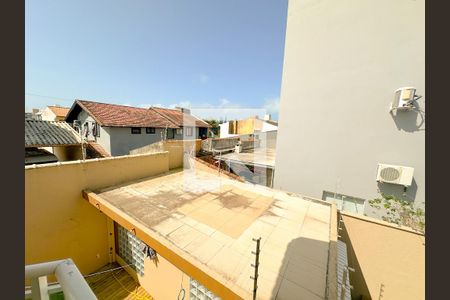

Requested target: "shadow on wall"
[
  {"left": 265, "top": 237, "right": 334, "bottom": 299},
  {"left": 377, "top": 179, "right": 418, "bottom": 203},
  {"left": 390, "top": 102, "right": 425, "bottom": 132},
  {"left": 338, "top": 214, "right": 370, "bottom": 300},
  {"left": 365, "top": 179, "right": 420, "bottom": 219}
]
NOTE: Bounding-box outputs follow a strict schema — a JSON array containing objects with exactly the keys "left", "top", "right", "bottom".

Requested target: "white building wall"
[
  {"left": 40, "top": 107, "right": 57, "bottom": 121},
  {"left": 261, "top": 122, "right": 278, "bottom": 133},
  {"left": 219, "top": 122, "right": 238, "bottom": 138},
  {"left": 274, "top": 0, "right": 425, "bottom": 217}
]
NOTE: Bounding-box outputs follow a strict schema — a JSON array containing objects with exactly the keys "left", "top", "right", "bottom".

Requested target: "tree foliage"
[
  {"left": 368, "top": 193, "right": 425, "bottom": 233},
  {"left": 204, "top": 119, "right": 222, "bottom": 137}
]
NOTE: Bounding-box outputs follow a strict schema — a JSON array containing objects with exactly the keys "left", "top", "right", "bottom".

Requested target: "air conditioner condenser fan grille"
[{"left": 380, "top": 167, "right": 401, "bottom": 181}]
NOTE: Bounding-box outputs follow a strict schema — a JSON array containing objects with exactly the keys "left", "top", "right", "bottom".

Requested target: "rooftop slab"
[
  {"left": 84, "top": 162, "right": 334, "bottom": 299},
  {"left": 215, "top": 148, "right": 276, "bottom": 168}
]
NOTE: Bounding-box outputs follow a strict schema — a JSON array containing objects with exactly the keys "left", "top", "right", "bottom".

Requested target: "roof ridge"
[
  {"left": 76, "top": 99, "right": 149, "bottom": 110},
  {"left": 67, "top": 100, "right": 180, "bottom": 128},
  {"left": 26, "top": 119, "right": 69, "bottom": 123},
  {"left": 149, "top": 107, "right": 180, "bottom": 126},
  {"left": 47, "top": 105, "right": 70, "bottom": 108},
  {"left": 150, "top": 107, "right": 210, "bottom": 128}
]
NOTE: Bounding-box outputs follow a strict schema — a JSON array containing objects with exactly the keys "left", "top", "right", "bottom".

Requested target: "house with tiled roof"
[
  {"left": 25, "top": 119, "right": 82, "bottom": 164},
  {"left": 40, "top": 105, "right": 71, "bottom": 121},
  {"left": 65, "top": 100, "right": 210, "bottom": 156},
  {"left": 152, "top": 106, "right": 211, "bottom": 139}
]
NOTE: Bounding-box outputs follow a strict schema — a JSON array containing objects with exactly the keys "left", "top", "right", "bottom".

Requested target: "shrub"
[{"left": 368, "top": 193, "right": 425, "bottom": 233}]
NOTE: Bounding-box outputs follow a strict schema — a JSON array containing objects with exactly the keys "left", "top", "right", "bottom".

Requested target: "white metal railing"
[{"left": 25, "top": 258, "right": 97, "bottom": 300}]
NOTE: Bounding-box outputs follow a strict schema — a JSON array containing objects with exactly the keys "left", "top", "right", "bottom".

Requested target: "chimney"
[
  {"left": 264, "top": 114, "right": 271, "bottom": 121},
  {"left": 176, "top": 107, "right": 191, "bottom": 115}
]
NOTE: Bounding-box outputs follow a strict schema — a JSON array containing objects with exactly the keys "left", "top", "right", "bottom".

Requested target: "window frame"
[
  {"left": 131, "top": 127, "right": 142, "bottom": 134},
  {"left": 185, "top": 126, "right": 193, "bottom": 137},
  {"left": 146, "top": 127, "right": 156, "bottom": 134},
  {"left": 322, "top": 190, "right": 366, "bottom": 214}
]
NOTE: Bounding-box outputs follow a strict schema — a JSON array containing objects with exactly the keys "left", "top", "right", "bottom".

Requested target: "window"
[
  {"left": 185, "top": 127, "right": 193, "bottom": 137},
  {"left": 93, "top": 122, "right": 100, "bottom": 137},
  {"left": 176, "top": 128, "right": 183, "bottom": 135},
  {"left": 322, "top": 191, "right": 366, "bottom": 214},
  {"left": 167, "top": 129, "right": 175, "bottom": 139},
  {"left": 116, "top": 223, "right": 145, "bottom": 276},
  {"left": 146, "top": 127, "right": 155, "bottom": 134},
  {"left": 190, "top": 278, "right": 221, "bottom": 300},
  {"left": 131, "top": 127, "right": 141, "bottom": 134}
]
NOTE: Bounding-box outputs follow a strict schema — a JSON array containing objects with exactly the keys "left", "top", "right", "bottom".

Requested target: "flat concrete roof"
[
  {"left": 85, "top": 162, "right": 334, "bottom": 299},
  {"left": 215, "top": 148, "right": 276, "bottom": 168}
]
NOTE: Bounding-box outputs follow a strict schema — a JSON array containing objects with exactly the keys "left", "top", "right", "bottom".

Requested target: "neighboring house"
[
  {"left": 219, "top": 115, "right": 278, "bottom": 139},
  {"left": 274, "top": 0, "right": 424, "bottom": 218},
  {"left": 25, "top": 120, "right": 83, "bottom": 163},
  {"left": 25, "top": 109, "right": 42, "bottom": 121},
  {"left": 65, "top": 100, "right": 210, "bottom": 156},
  {"left": 40, "top": 105, "right": 70, "bottom": 121},
  {"left": 208, "top": 116, "right": 278, "bottom": 188},
  {"left": 152, "top": 107, "right": 211, "bottom": 140},
  {"left": 25, "top": 148, "right": 58, "bottom": 165}
]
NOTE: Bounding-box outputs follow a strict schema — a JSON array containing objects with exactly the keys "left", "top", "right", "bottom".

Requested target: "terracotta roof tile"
[
  {"left": 47, "top": 106, "right": 70, "bottom": 118},
  {"left": 151, "top": 107, "right": 211, "bottom": 128},
  {"left": 86, "top": 142, "right": 111, "bottom": 158},
  {"left": 75, "top": 100, "right": 178, "bottom": 128}
]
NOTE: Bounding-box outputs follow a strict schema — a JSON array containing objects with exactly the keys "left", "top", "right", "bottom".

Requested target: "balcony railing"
[{"left": 25, "top": 258, "right": 97, "bottom": 300}]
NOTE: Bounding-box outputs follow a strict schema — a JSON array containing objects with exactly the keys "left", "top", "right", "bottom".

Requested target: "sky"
[{"left": 26, "top": 0, "right": 288, "bottom": 120}]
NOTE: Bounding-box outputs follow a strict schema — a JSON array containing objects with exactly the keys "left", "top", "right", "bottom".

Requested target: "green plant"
[
  {"left": 368, "top": 193, "right": 425, "bottom": 233},
  {"left": 204, "top": 119, "right": 222, "bottom": 137}
]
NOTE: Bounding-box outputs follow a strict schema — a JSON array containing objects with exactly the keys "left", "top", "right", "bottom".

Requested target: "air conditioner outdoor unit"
[
  {"left": 390, "top": 87, "right": 416, "bottom": 112},
  {"left": 376, "top": 163, "right": 414, "bottom": 186}
]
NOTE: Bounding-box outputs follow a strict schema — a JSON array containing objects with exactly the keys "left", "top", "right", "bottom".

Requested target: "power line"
[{"left": 25, "top": 92, "right": 74, "bottom": 101}]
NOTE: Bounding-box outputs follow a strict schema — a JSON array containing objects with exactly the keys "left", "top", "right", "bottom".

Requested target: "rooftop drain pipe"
[{"left": 25, "top": 258, "right": 97, "bottom": 300}]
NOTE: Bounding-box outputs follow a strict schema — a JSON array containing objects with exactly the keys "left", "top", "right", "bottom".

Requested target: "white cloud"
[
  {"left": 169, "top": 100, "right": 192, "bottom": 109},
  {"left": 263, "top": 97, "right": 280, "bottom": 115},
  {"left": 199, "top": 74, "right": 209, "bottom": 84},
  {"left": 138, "top": 103, "right": 163, "bottom": 108},
  {"left": 190, "top": 98, "right": 265, "bottom": 121},
  {"left": 219, "top": 98, "right": 230, "bottom": 107},
  {"left": 126, "top": 96, "right": 279, "bottom": 122},
  {"left": 218, "top": 98, "right": 241, "bottom": 108}
]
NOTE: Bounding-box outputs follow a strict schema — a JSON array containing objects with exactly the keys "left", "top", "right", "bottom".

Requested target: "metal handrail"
[{"left": 25, "top": 258, "right": 97, "bottom": 300}]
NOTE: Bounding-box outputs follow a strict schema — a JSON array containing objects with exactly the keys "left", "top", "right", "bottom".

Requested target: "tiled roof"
[
  {"left": 48, "top": 106, "right": 70, "bottom": 118},
  {"left": 25, "top": 148, "right": 58, "bottom": 165},
  {"left": 74, "top": 100, "right": 179, "bottom": 128},
  {"left": 151, "top": 107, "right": 211, "bottom": 128},
  {"left": 86, "top": 142, "right": 111, "bottom": 158},
  {"left": 25, "top": 120, "right": 81, "bottom": 147}
]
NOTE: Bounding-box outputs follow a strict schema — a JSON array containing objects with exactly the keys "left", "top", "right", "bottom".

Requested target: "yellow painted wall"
[
  {"left": 236, "top": 118, "right": 255, "bottom": 135},
  {"left": 25, "top": 152, "right": 170, "bottom": 283},
  {"left": 117, "top": 252, "right": 190, "bottom": 300},
  {"left": 230, "top": 117, "right": 265, "bottom": 135},
  {"left": 130, "top": 140, "right": 202, "bottom": 170},
  {"left": 340, "top": 213, "right": 425, "bottom": 299},
  {"left": 53, "top": 145, "right": 83, "bottom": 161}
]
